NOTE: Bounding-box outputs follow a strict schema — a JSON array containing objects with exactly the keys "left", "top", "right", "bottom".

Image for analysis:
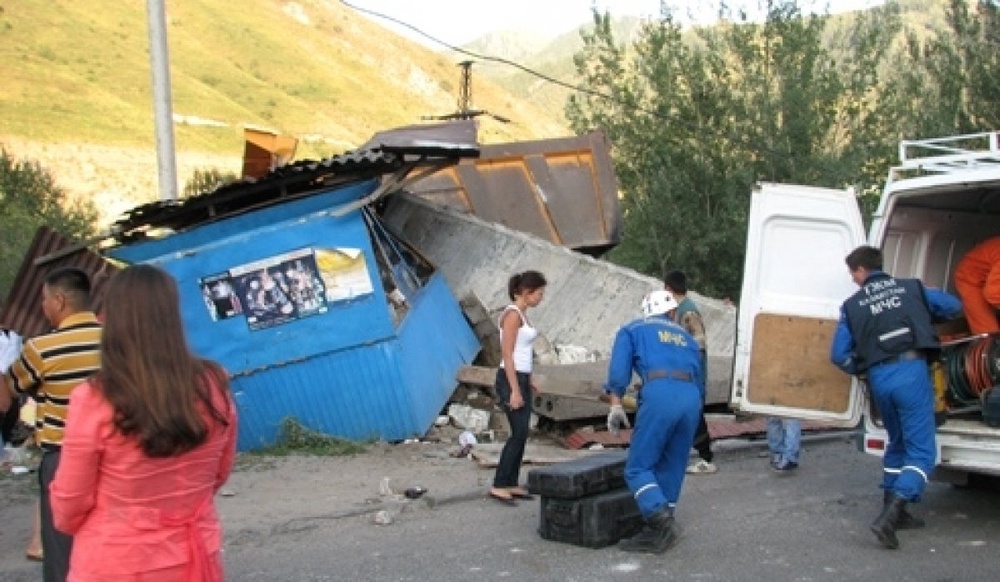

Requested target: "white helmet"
[{"left": 642, "top": 290, "right": 678, "bottom": 317}]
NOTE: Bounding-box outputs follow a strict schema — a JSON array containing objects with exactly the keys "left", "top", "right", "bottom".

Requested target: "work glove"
[{"left": 607, "top": 404, "right": 630, "bottom": 436}]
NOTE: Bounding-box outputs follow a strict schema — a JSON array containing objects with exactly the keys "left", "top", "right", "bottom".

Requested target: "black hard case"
[
  {"left": 537, "top": 487, "right": 643, "bottom": 548},
  {"left": 527, "top": 450, "right": 629, "bottom": 499},
  {"left": 984, "top": 387, "right": 1000, "bottom": 427}
]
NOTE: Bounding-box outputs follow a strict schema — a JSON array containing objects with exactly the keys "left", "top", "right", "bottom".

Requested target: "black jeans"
[
  {"left": 40, "top": 450, "right": 73, "bottom": 582},
  {"left": 692, "top": 413, "right": 713, "bottom": 462},
  {"left": 692, "top": 350, "right": 712, "bottom": 462},
  {"left": 493, "top": 369, "right": 532, "bottom": 488}
]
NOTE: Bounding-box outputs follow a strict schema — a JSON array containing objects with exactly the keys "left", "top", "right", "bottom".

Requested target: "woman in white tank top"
[{"left": 489, "top": 270, "right": 547, "bottom": 505}]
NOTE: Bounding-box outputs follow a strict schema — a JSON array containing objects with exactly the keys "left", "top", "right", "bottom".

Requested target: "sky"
[{"left": 345, "top": 0, "right": 885, "bottom": 48}]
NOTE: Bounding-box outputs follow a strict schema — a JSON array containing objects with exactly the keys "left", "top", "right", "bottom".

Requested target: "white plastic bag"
[{"left": 0, "top": 329, "right": 23, "bottom": 374}]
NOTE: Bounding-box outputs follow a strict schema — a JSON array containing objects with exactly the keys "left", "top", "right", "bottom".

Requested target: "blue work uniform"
[
  {"left": 606, "top": 314, "right": 704, "bottom": 518},
  {"left": 830, "top": 271, "right": 962, "bottom": 502}
]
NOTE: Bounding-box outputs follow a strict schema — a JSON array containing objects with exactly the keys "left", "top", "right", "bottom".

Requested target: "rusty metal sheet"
[
  {"left": 0, "top": 227, "right": 118, "bottom": 338},
  {"left": 242, "top": 126, "right": 298, "bottom": 179},
  {"left": 562, "top": 427, "right": 632, "bottom": 450},
  {"left": 404, "top": 131, "right": 622, "bottom": 256}
]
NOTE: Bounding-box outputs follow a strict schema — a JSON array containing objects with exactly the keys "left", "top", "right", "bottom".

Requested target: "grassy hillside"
[
  {"left": 466, "top": 15, "right": 647, "bottom": 116},
  {"left": 0, "top": 0, "right": 953, "bottom": 227},
  {"left": 0, "top": 0, "right": 570, "bottom": 160}
]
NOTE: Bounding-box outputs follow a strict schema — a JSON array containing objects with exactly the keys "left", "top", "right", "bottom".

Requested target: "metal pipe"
[{"left": 146, "top": 0, "right": 179, "bottom": 201}]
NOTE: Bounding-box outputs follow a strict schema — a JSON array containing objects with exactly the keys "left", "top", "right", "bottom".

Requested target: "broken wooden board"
[
  {"left": 746, "top": 313, "right": 851, "bottom": 413},
  {"left": 457, "top": 362, "right": 619, "bottom": 422},
  {"left": 470, "top": 442, "right": 601, "bottom": 468}
]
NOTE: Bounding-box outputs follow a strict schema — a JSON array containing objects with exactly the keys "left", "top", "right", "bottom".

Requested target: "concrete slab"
[{"left": 382, "top": 194, "right": 738, "bottom": 405}]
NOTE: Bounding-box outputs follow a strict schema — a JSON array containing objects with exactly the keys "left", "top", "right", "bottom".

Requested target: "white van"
[{"left": 730, "top": 131, "right": 1000, "bottom": 484}]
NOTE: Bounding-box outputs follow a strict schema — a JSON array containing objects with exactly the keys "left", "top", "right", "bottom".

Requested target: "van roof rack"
[{"left": 888, "top": 130, "right": 1000, "bottom": 184}]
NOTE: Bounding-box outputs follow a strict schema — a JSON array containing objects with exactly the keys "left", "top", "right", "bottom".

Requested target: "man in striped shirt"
[{"left": 1, "top": 267, "right": 101, "bottom": 582}]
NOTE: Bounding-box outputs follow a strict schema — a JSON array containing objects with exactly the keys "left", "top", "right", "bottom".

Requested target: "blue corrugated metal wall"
[
  {"left": 108, "top": 183, "right": 395, "bottom": 375},
  {"left": 231, "top": 340, "right": 411, "bottom": 449},
  {"left": 106, "top": 181, "right": 481, "bottom": 450},
  {"left": 395, "top": 274, "right": 481, "bottom": 428},
  {"left": 232, "top": 273, "right": 480, "bottom": 449}
]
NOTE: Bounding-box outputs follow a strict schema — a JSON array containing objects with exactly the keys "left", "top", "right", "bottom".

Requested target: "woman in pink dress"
[{"left": 51, "top": 265, "right": 238, "bottom": 582}]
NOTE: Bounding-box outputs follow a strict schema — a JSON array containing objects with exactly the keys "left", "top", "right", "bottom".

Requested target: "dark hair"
[
  {"left": 845, "top": 246, "right": 883, "bottom": 271},
  {"left": 663, "top": 269, "right": 688, "bottom": 294},
  {"left": 45, "top": 267, "right": 92, "bottom": 311},
  {"left": 508, "top": 270, "right": 547, "bottom": 300},
  {"left": 95, "top": 264, "right": 231, "bottom": 458}
]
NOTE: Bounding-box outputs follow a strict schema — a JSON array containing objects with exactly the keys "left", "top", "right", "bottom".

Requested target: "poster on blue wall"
[
  {"left": 199, "top": 247, "right": 374, "bottom": 331},
  {"left": 200, "top": 248, "right": 328, "bottom": 331},
  {"left": 313, "top": 248, "right": 375, "bottom": 302},
  {"left": 199, "top": 273, "right": 244, "bottom": 322}
]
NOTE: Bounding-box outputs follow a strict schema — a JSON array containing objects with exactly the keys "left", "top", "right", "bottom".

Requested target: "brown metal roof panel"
[
  {"left": 478, "top": 132, "right": 599, "bottom": 158},
  {"left": 360, "top": 119, "right": 479, "bottom": 157},
  {"left": 403, "top": 130, "right": 622, "bottom": 255},
  {"left": 459, "top": 162, "right": 559, "bottom": 242},
  {"left": 0, "top": 227, "right": 118, "bottom": 338},
  {"left": 524, "top": 153, "right": 612, "bottom": 247}
]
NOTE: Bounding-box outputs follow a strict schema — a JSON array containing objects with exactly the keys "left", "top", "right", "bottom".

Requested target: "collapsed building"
[{"left": 0, "top": 121, "right": 735, "bottom": 450}]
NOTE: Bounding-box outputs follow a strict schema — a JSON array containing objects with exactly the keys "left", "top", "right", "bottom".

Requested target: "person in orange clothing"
[
  {"left": 953, "top": 236, "right": 1000, "bottom": 335},
  {"left": 50, "top": 265, "right": 238, "bottom": 582}
]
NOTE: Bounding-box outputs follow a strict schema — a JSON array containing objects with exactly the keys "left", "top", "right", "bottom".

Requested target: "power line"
[
  {"left": 338, "top": 0, "right": 801, "bottom": 160},
  {"left": 340, "top": 0, "right": 588, "bottom": 93}
]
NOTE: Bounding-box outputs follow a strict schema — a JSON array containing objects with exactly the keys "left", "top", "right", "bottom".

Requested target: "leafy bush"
[
  {"left": 250, "top": 417, "right": 368, "bottom": 457},
  {"left": 0, "top": 148, "right": 98, "bottom": 302},
  {"left": 183, "top": 167, "right": 239, "bottom": 197}
]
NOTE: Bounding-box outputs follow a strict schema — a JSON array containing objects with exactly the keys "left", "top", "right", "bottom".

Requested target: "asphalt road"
[
  {"left": 1, "top": 434, "right": 996, "bottom": 581},
  {"left": 220, "top": 436, "right": 999, "bottom": 582}
]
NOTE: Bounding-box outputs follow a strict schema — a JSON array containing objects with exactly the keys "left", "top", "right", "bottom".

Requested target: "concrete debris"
[{"left": 447, "top": 404, "right": 491, "bottom": 433}]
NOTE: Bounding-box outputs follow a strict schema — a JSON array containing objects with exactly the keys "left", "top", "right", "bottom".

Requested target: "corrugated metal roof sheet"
[
  {"left": 0, "top": 227, "right": 118, "bottom": 338},
  {"left": 107, "top": 120, "right": 480, "bottom": 246}
]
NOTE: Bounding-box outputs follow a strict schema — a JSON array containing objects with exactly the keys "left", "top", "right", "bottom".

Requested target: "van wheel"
[{"left": 951, "top": 472, "right": 1000, "bottom": 492}]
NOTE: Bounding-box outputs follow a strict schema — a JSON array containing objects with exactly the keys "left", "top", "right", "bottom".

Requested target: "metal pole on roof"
[{"left": 146, "top": 0, "right": 179, "bottom": 201}]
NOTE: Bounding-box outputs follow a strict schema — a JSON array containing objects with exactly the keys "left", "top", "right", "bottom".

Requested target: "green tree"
[
  {"left": 892, "top": 0, "right": 1000, "bottom": 136},
  {"left": 567, "top": 1, "right": 891, "bottom": 298},
  {"left": 0, "top": 148, "right": 98, "bottom": 302},
  {"left": 820, "top": 1, "right": 907, "bottom": 218}
]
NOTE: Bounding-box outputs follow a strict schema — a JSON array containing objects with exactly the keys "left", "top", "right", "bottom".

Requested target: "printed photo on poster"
[
  {"left": 230, "top": 249, "right": 329, "bottom": 331},
  {"left": 314, "top": 248, "right": 375, "bottom": 303},
  {"left": 199, "top": 273, "right": 243, "bottom": 321}
]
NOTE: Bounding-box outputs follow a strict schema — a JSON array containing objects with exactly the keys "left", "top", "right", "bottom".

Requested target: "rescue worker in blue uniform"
[
  {"left": 605, "top": 290, "right": 704, "bottom": 553},
  {"left": 830, "top": 246, "right": 962, "bottom": 550}
]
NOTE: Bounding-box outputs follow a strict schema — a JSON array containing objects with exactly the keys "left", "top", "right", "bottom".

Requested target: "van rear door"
[{"left": 730, "top": 183, "right": 867, "bottom": 426}]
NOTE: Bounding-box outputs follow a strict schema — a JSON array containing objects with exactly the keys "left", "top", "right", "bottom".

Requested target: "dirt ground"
[{"left": 0, "top": 426, "right": 589, "bottom": 576}]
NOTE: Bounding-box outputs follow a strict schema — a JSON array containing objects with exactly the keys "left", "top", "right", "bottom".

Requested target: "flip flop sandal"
[
  {"left": 509, "top": 489, "right": 535, "bottom": 500},
  {"left": 26, "top": 551, "right": 43, "bottom": 562},
  {"left": 488, "top": 491, "right": 518, "bottom": 506}
]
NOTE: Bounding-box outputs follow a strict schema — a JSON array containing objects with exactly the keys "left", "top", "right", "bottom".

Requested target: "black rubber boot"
[
  {"left": 871, "top": 495, "right": 907, "bottom": 549},
  {"left": 884, "top": 490, "right": 924, "bottom": 530},
  {"left": 619, "top": 507, "right": 678, "bottom": 554}
]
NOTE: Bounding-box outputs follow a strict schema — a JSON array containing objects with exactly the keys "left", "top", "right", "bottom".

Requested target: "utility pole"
[
  {"left": 146, "top": 0, "right": 178, "bottom": 201},
  {"left": 421, "top": 61, "right": 510, "bottom": 124},
  {"left": 456, "top": 60, "right": 473, "bottom": 117}
]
